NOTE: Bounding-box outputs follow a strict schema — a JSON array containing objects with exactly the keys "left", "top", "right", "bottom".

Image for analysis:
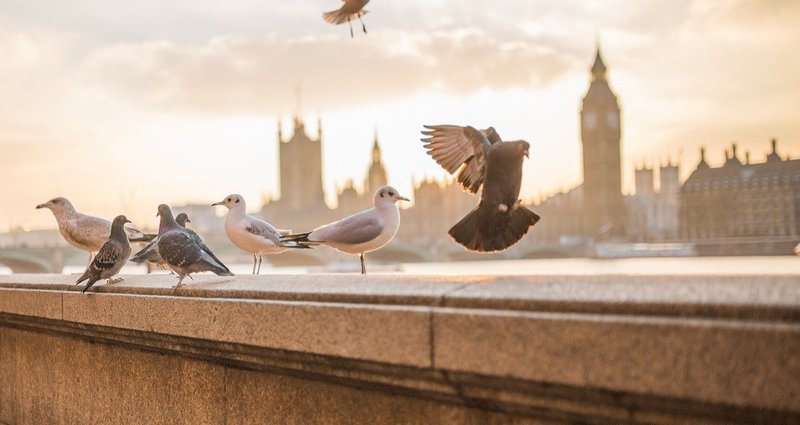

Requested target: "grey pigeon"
[
  {"left": 36, "top": 197, "right": 155, "bottom": 267},
  {"left": 323, "top": 0, "right": 369, "bottom": 38},
  {"left": 155, "top": 204, "right": 233, "bottom": 288},
  {"left": 131, "top": 213, "right": 190, "bottom": 270},
  {"left": 421, "top": 125, "right": 540, "bottom": 252},
  {"left": 75, "top": 215, "right": 132, "bottom": 293}
]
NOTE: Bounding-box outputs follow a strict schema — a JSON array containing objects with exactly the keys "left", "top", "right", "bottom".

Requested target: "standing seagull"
[
  {"left": 283, "top": 186, "right": 408, "bottom": 274},
  {"left": 323, "top": 0, "right": 370, "bottom": 38},
  {"left": 212, "top": 194, "right": 310, "bottom": 275},
  {"left": 421, "top": 125, "right": 540, "bottom": 252},
  {"left": 131, "top": 213, "right": 191, "bottom": 270},
  {"left": 75, "top": 215, "right": 132, "bottom": 293},
  {"left": 155, "top": 204, "right": 233, "bottom": 288},
  {"left": 36, "top": 197, "right": 154, "bottom": 267}
]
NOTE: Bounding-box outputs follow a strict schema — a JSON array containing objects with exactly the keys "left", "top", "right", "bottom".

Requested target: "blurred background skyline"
[{"left": 1, "top": 0, "right": 799, "bottom": 231}]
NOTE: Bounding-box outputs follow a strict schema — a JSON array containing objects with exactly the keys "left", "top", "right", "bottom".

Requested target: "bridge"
[{"left": 0, "top": 246, "right": 85, "bottom": 274}]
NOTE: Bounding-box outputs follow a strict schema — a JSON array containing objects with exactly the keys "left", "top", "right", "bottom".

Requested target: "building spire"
[
  {"left": 767, "top": 138, "right": 782, "bottom": 162},
  {"left": 277, "top": 116, "right": 283, "bottom": 142},
  {"left": 293, "top": 84, "right": 303, "bottom": 128},
  {"left": 591, "top": 40, "right": 607, "bottom": 81},
  {"left": 372, "top": 127, "right": 381, "bottom": 163}
]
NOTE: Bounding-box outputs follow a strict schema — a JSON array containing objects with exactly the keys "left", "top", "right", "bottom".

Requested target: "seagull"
[
  {"left": 75, "top": 215, "right": 132, "bottom": 293},
  {"left": 323, "top": 0, "right": 370, "bottom": 38},
  {"left": 283, "top": 186, "right": 408, "bottom": 274},
  {"left": 36, "top": 197, "right": 155, "bottom": 267},
  {"left": 131, "top": 212, "right": 190, "bottom": 271},
  {"left": 155, "top": 204, "right": 233, "bottom": 288},
  {"left": 212, "top": 194, "right": 310, "bottom": 275},
  {"left": 421, "top": 125, "right": 541, "bottom": 252}
]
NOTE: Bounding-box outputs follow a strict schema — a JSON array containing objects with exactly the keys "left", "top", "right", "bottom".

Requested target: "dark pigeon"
[
  {"left": 421, "top": 125, "right": 540, "bottom": 252},
  {"left": 155, "top": 205, "right": 233, "bottom": 287},
  {"left": 75, "top": 215, "right": 132, "bottom": 293},
  {"left": 131, "top": 213, "right": 190, "bottom": 269}
]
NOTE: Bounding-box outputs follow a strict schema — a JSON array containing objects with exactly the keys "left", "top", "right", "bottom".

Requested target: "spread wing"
[
  {"left": 312, "top": 212, "right": 382, "bottom": 245},
  {"left": 421, "top": 125, "right": 499, "bottom": 194}
]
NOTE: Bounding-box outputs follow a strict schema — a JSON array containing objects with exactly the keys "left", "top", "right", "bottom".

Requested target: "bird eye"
[
  {"left": 235, "top": 199, "right": 240, "bottom": 204},
  {"left": 389, "top": 191, "right": 394, "bottom": 196},
  {"left": 227, "top": 198, "right": 231, "bottom": 202},
  {"left": 380, "top": 191, "right": 385, "bottom": 197}
]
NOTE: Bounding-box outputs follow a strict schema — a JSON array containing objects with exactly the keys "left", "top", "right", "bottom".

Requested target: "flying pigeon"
[
  {"left": 155, "top": 204, "right": 233, "bottom": 288},
  {"left": 36, "top": 197, "right": 155, "bottom": 266},
  {"left": 323, "top": 0, "right": 370, "bottom": 38},
  {"left": 421, "top": 125, "right": 540, "bottom": 252},
  {"left": 131, "top": 212, "right": 190, "bottom": 270},
  {"left": 212, "top": 194, "right": 310, "bottom": 275},
  {"left": 283, "top": 186, "right": 408, "bottom": 274},
  {"left": 75, "top": 215, "right": 132, "bottom": 293}
]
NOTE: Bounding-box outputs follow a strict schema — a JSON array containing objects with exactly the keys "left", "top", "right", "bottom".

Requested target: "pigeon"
[
  {"left": 155, "top": 204, "right": 233, "bottom": 288},
  {"left": 421, "top": 125, "right": 540, "bottom": 252},
  {"left": 131, "top": 212, "right": 190, "bottom": 270},
  {"left": 323, "top": 0, "right": 370, "bottom": 38},
  {"left": 75, "top": 215, "right": 132, "bottom": 293},
  {"left": 212, "top": 194, "right": 310, "bottom": 275},
  {"left": 36, "top": 197, "right": 155, "bottom": 266},
  {"left": 283, "top": 186, "right": 408, "bottom": 274}
]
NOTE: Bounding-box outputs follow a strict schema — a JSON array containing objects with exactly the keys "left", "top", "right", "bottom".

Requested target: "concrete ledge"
[{"left": 0, "top": 274, "right": 798, "bottom": 424}]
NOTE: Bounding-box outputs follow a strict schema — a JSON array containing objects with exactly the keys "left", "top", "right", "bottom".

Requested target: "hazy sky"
[{"left": 1, "top": 0, "right": 798, "bottom": 231}]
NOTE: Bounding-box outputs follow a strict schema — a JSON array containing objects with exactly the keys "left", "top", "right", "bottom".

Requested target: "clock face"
[
  {"left": 606, "top": 112, "right": 619, "bottom": 128},
  {"left": 584, "top": 112, "right": 597, "bottom": 129}
]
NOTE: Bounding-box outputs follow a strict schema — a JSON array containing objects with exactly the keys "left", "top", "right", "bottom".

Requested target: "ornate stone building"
[
  {"left": 627, "top": 162, "right": 680, "bottom": 242},
  {"left": 335, "top": 131, "right": 389, "bottom": 215},
  {"left": 680, "top": 140, "right": 800, "bottom": 241},
  {"left": 580, "top": 45, "right": 625, "bottom": 238}
]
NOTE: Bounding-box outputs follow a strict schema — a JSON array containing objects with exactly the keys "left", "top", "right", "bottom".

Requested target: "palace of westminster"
[{"left": 255, "top": 45, "right": 799, "bottom": 255}]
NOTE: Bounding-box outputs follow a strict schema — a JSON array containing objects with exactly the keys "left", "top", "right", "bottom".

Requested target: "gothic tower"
[
  {"left": 580, "top": 44, "right": 625, "bottom": 238},
  {"left": 365, "top": 129, "right": 388, "bottom": 195},
  {"left": 278, "top": 115, "right": 326, "bottom": 211}
]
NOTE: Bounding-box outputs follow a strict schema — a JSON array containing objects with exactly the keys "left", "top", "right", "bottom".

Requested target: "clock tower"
[{"left": 580, "top": 44, "right": 625, "bottom": 238}]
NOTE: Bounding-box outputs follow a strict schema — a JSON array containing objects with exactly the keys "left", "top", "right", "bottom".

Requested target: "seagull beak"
[
  {"left": 525, "top": 149, "right": 530, "bottom": 158},
  {"left": 211, "top": 201, "right": 224, "bottom": 207},
  {"left": 186, "top": 218, "right": 192, "bottom": 223},
  {"left": 125, "top": 219, "right": 132, "bottom": 224},
  {"left": 35, "top": 204, "right": 45, "bottom": 209},
  {"left": 395, "top": 195, "right": 410, "bottom": 202}
]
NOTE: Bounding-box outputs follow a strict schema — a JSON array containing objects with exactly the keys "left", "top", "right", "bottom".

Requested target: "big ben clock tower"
[{"left": 580, "top": 44, "right": 625, "bottom": 238}]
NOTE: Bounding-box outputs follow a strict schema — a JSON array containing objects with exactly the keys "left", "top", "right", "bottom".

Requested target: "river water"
[{"left": 1, "top": 256, "right": 797, "bottom": 276}]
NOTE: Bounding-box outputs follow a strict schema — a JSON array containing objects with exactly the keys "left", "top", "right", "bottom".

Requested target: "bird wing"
[
  {"left": 131, "top": 238, "right": 161, "bottom": 263},
  {"left": 313, "top": 211, "right": 383, "bottom": 245},
  {"left": 67, "top": 215, "right": 111, "bottom": 251},
  {"left": 421, "top": 125, "right": 498, "bottom": 194},
  {"left": 157, "top": 231, "right": 202, "bottom": 268},
  {"left": 244, "top": 218, "right": 282, "bottom": 244},
  {"left": 186, "top": 229, "right": 230, "bottom": 272},
  {"left": 88, "top": 240, "right": 121, "bottom": 274}
]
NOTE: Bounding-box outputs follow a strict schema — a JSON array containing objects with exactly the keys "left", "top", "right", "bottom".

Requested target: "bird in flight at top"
[
  {"left": 323, "top": 0, "right": 370, "bottom": 38},
  {"left": 420, "top": 125, "right": 541, "bottom": 253}
]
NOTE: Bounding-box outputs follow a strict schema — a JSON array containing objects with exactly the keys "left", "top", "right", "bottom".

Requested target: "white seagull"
[
  {"left": 36, "top": 197, "right": 154, "bottom": 267},
  {"left": 283, "top": 186, "right": 409, "bottom": 274},
  {"left": 212, "top": 194, "right": 310, "bottom": 274},
  {"left": 323, "top": 0, "right": 370, "bottom": 38}
]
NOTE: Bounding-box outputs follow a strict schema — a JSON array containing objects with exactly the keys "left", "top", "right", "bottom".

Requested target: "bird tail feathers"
[
  {"left": 449, "top": 204, "right": 540, "bottom": 252},
  {"left": 322, "top": 9, "right": 368, "bottom": 25},
  {"left": 198, "top": 250, "right": 234, "bottom": 276}
]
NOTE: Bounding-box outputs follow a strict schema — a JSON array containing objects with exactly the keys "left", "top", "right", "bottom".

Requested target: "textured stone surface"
[
  {"left": 0, "top": 327, "right": 16, "bottom": 425},
  {"left": 62, "top": 292, "right": 432, "bottom": 367},
  {"left": 224, "top": 368, "right": 545, "bottom": 425},
  {"left": 433, "top": 308, "right": 800, "bottom": 412},
  {"left": 10, "top": 328, "right": 226, "bottom": 425},
  {"left": 0, "top": 288, "right": 61, "bottom": 320}
]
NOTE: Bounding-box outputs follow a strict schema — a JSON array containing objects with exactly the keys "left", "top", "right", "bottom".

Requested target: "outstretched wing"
[{"left": 421, "top": 125, "right": 499, "bottom": 194}]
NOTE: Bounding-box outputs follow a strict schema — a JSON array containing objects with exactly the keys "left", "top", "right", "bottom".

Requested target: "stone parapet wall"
[{"left": 0, "top": 274, "right": 798, "bottom": 424}]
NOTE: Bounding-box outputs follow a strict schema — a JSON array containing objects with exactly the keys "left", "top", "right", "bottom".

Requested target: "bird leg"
[
  {"left": 360, "top": 253, "right": 366, "bottom": 275},
  {"left": 252, "top": 254, "right": 257, "bottom": 275},
  {"left": 358, "top": 13, "right": 367, "bottom": 34},
  {"left": 106, "top": 277, "right": 124, "bottom": 285},
  {"left": 174, "top": 275, "right": 185, "bottom": 289},
  {"left": 348, "top": 16, "right": 353, "bottom": 38},
  {"left": 257, "top": 255, "right": 263, "bottom": 275}
]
